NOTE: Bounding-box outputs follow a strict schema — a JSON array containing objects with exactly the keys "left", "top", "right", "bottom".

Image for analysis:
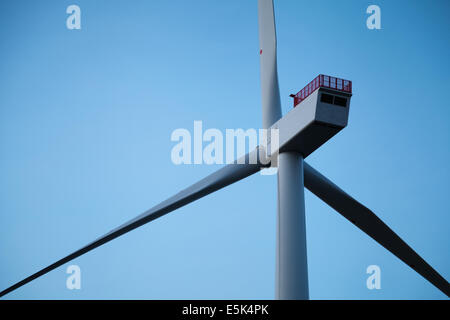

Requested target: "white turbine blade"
[
  {"left": 0, "top": 149, "right": 265, "bottom": 298},
  {"left": 304, "top": 162, "right": 450, "bottom": 297},
  {"left": 258, "top": 0, "right": 282, "bottom": 129}
]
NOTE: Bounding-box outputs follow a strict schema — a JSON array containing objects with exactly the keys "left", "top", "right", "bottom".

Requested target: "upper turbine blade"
[
  {"left": 0, "top": 149, "right": 265, "bottom": 298},
  {"left": 258, "top": 0, "right": 282, "bottom": 129},
  {"left": 303, "top": 162, "right": 450, "bottom": 297}
]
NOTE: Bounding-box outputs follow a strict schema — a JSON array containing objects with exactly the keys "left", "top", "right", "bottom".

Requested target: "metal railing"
[{"left": 291, "top": 75, "right": 352, "bottom": 107}]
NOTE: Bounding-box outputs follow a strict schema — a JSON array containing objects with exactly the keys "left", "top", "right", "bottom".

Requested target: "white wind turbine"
[{"left": 1, "top": 0, "right": 449, "bottom": 299}]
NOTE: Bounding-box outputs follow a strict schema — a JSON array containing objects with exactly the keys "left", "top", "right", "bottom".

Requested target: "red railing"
[{"left": 291, "top": 75, "right": 352, "bottom": 107}]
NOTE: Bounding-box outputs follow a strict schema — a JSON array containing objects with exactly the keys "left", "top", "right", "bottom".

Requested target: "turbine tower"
[
  {"left": 1, "top": 0, "right": 449, "bottom": 299},
  {"left": 258, "top": 0, "right": 308, "bottom": 299}
]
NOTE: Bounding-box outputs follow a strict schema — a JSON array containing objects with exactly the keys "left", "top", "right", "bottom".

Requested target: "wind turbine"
[{"left": 1, "top": 0, "right": 449, "bottom": 299}]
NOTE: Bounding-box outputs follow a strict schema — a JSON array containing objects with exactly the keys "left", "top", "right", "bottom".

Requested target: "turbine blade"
[
  {"left": 258, "top": 0, "right": 282, "bottom": 129},
  {"left": 0, "top": 149, "right": 265, "bottom": 298},
  {"left": 303, "top": 162, "right": 450, "bottom": 297}
]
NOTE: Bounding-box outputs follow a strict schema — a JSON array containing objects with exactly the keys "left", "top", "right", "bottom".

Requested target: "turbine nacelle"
[{"left": 270, "top": 75, "right": 352, "bottom": 159}]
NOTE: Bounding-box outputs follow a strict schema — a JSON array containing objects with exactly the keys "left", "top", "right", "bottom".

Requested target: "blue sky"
[{"left": 0, "top": 0, "right": 449, "bottom": 299}]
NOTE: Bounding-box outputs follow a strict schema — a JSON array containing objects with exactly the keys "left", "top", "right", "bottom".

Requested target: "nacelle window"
[
  {"left": 334, "top": 96, "right": 347, "bottom": 107},
  {"left": 320, "top": 93, "right": 334, "bottom": 104},
  {"left": 320, "top": 93, "right": 347, "bottom": 107}
]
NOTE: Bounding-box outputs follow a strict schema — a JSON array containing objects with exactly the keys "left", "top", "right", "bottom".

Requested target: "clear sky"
[{"left": 0, "top": 0, "right": 449, "bottom": 299}]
